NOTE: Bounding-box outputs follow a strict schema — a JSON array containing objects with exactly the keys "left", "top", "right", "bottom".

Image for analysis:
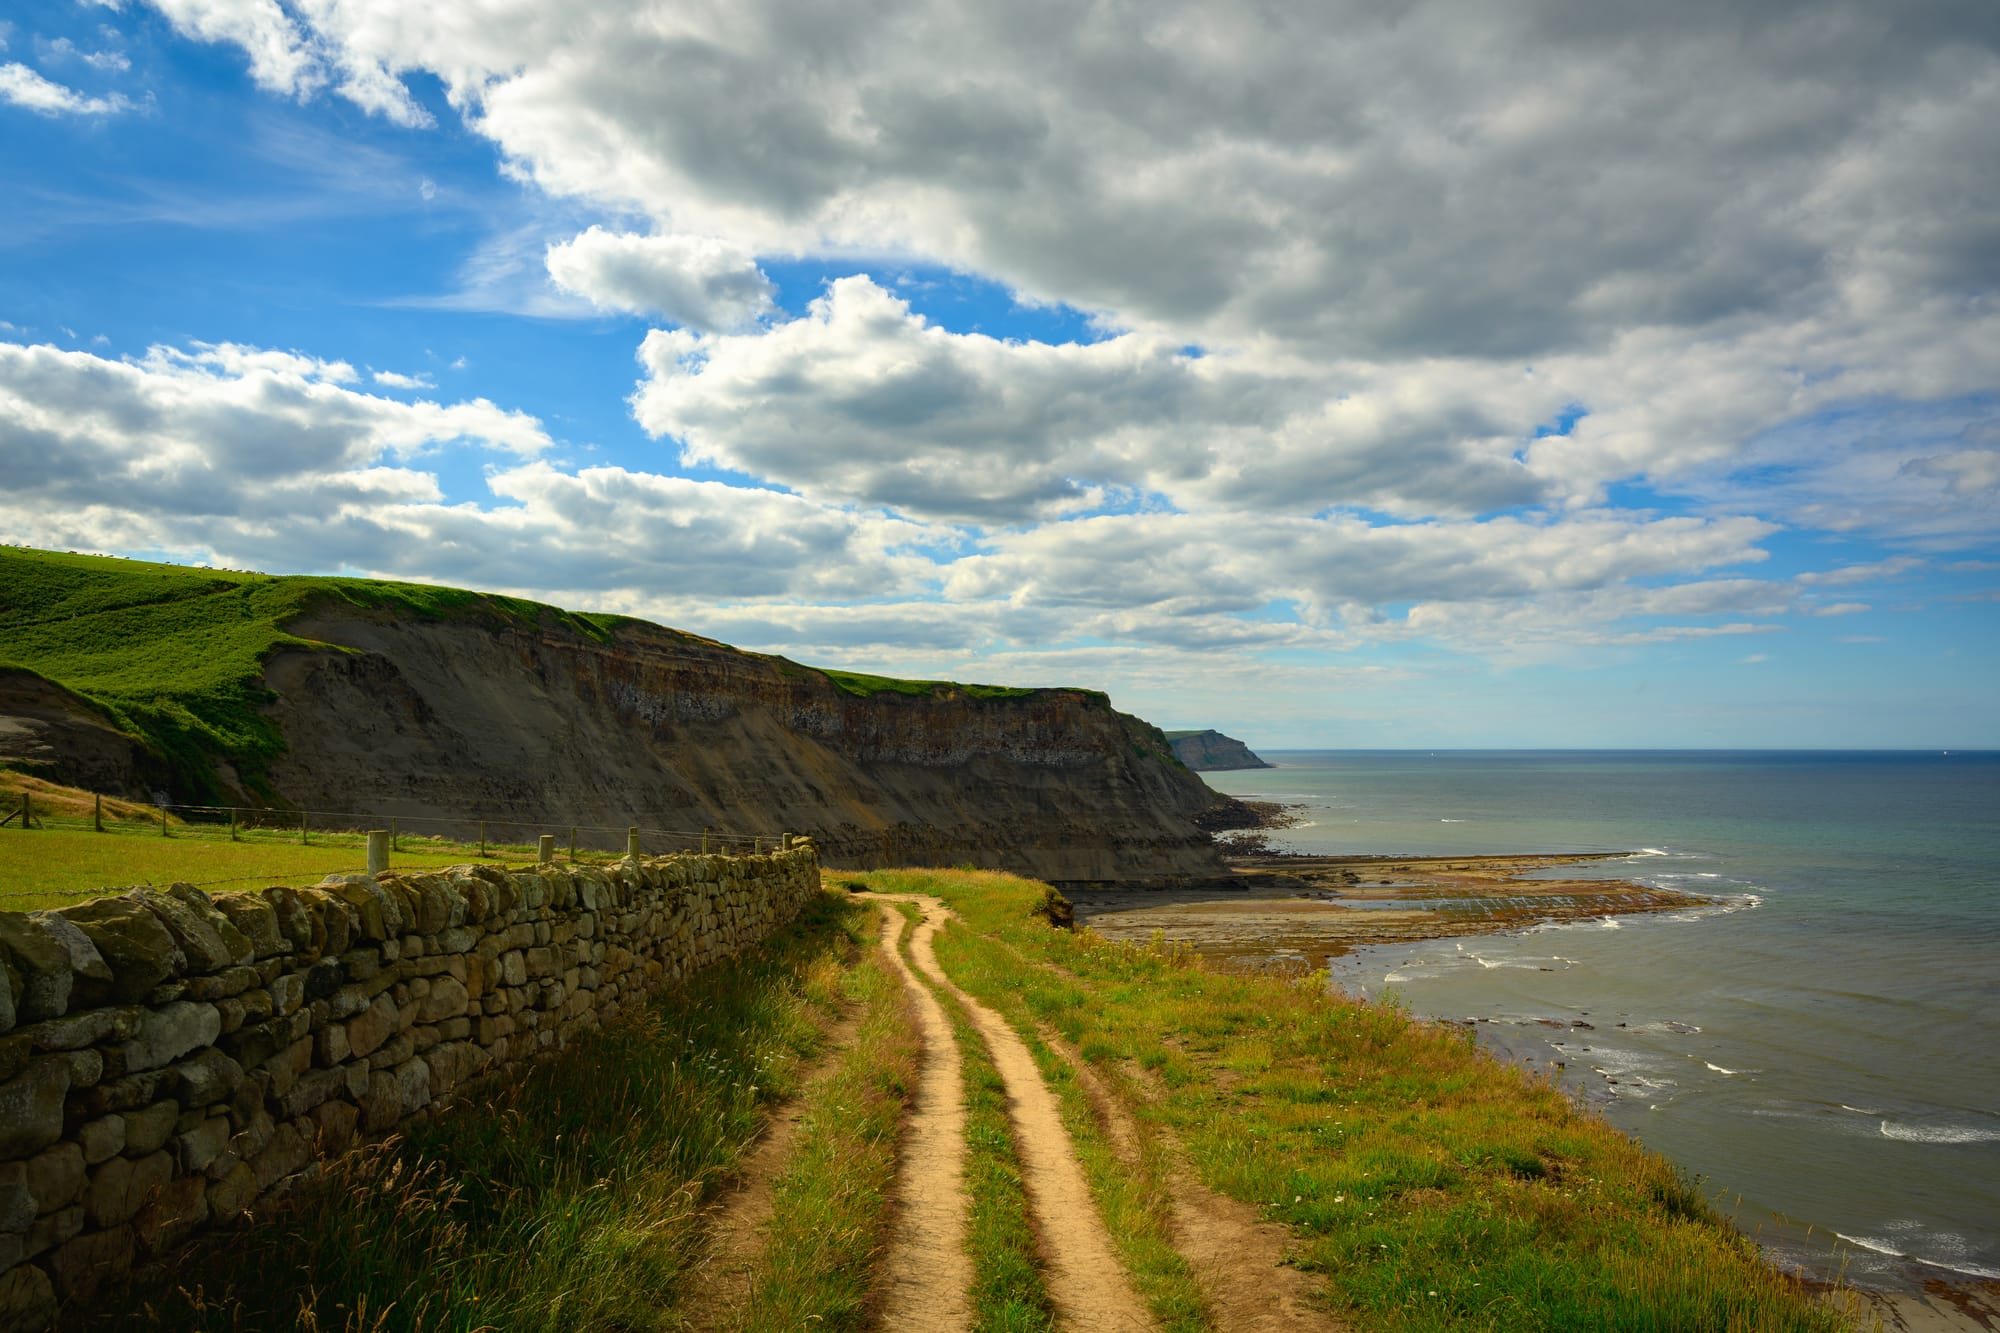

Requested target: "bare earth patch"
[
  {"left": 882, "top": 893, "right": 1154, "bottom": 1332},
  {"left": 872, "top": 900, "right": 976, "bottom": 1331}
]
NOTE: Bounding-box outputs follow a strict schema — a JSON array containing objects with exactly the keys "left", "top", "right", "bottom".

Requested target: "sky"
[{"left": 1, "top": 0, "right": 1996, "bottom": 750}]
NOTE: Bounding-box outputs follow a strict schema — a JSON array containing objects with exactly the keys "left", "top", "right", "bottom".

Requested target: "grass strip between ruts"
[
  {"left": 860, "top": 868, "right": 1861, "bottom": 1333},
  {"left": 929, "top": 914, "right": 1213, "bottom": 1332},
  {"left": 891, "top": 900, "right": 1058, "bottom": 1333},
  {"left": 102, "top": 890, "right": 875, "bottom": 1333},
  {"left": 722, "top": 900, "right": 919, "bottom": 1331}
]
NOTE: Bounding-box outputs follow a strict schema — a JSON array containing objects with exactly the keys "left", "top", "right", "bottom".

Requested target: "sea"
[{"left": 1209, "top": 750, "right": 2000, "bottom": 1291}]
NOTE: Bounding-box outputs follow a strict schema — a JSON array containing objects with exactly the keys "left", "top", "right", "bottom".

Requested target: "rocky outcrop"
[
  {"left": 259, "top": 609, "right": 1227, "bottom": 885},
  {"left": 0, "top": 845, "right": 821, "bottom": 1328},
  {"left": 1164, "top": 730, "right": 1272, "bottom": 772},
  {"left": 0, "top": 672, "right": 147, "bottom": 797}
]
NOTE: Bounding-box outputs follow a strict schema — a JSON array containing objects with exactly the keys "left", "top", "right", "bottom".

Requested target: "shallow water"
[{"left": 1213, "top": 750, "right": 2000, "bottom": 1288}]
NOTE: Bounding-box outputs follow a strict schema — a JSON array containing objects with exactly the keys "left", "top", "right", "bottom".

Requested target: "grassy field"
[
  {"left": 862, "top": 868, "right": 1859, "bottom": 1333},
  {"left": 0, "top": 813, "right": 592, "bottom": 910},
  {"left": 106, "top": 889, "right": 911, "bottom": 1333}
]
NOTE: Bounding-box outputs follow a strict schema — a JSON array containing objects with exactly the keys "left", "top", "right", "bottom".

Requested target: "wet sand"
[{"left": 1071, "top": 852, "right": 1703, "bottom": 969}]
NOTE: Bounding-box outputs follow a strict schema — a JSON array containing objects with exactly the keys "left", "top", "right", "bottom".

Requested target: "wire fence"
[{"left": 0, "top": 788, "right": 796, "bottom": 902}]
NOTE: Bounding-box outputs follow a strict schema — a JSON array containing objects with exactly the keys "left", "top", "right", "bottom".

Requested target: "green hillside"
[{"left": 0, "top": 545, "right": 1055, "bottom": 800}]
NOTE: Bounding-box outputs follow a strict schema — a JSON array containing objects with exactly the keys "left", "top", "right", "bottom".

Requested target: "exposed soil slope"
[{"left": 263, "top": 608, "right": 1225, "bottom": 883}]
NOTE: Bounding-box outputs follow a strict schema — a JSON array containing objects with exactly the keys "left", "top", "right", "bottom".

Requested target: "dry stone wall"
[{"left": 0, "top": 841, "right": 821, "bottom": 1330}]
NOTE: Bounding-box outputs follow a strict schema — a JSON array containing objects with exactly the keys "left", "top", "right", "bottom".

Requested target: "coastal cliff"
[
  {"left": 1164, "top": 729, "right": 1272, "bottom": 771},
  {"left": 0, "top": 549, "right": 1226, "bottom": 884}
]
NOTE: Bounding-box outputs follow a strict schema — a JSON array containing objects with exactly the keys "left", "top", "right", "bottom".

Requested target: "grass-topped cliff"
[
  {"left": 0, "top": 546, "right": 1077, "bottom": 800},
  {"left": 0, "top": 545, "right": 1222, "bottom": 882}
]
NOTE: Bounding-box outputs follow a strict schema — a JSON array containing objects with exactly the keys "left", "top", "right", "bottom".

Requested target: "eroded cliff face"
[{"left": 260, "top": 609, "right": 1227, "bottom": 884}]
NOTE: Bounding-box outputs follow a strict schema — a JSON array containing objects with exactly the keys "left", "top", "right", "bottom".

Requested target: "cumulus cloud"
[
  {"left": 634, "top": 276, "right": 1550, "bottom": 523},
  {"left": 0, "top": 61, "right": 131, "bottom": 115},
  {"left": 0, "top": 340, "right": 928, "bottom": 601},
  {"left": 132, "top": 0, "right": 2000, "bottom": 352},
  {"left": 546, "top": 228, "right": 777, "bottom": 332}
]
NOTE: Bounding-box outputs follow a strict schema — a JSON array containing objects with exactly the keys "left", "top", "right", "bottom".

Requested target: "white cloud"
[
  {"left": 44, "top": 37, "right": 130, "bottom": 72},
  {"left": 371, "top": 369, "right": 436, "bottom": 390},
  {"left": 546, "top": 227, "right": 777, "bottom": 333},
  {"left": 0, "top": 340, "right": 924, "bottom": 601},
  {"left": 634, "top": 276, "right": 1552, "bottom": 523},
  {"left": 0, "top": 61, "right": 131, "bottom": 115}
]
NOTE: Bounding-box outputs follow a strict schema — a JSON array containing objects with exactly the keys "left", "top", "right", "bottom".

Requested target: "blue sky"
[{"left": 2, "top": 0, "right": 1996, "bottom": 748}]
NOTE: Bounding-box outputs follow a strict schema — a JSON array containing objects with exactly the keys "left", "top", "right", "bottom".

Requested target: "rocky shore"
[{"left": 1068, "top": 851, "right": 1709, "bottom": 970}]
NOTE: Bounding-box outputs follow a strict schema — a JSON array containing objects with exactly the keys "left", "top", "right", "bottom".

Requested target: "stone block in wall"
[
  {"left": 132, "top": 1172, "right": 206, "bottom": 1256},
  {"left": 60, "top": 899, "right": 183, "bottom": 1005},
  {"left": 121, "top": 1101, "right": 178, "bottom": 1157},
  {"left": 23, "top": 1146, "right": 83, "bottom": 1218},
  {"left": 142, "top": 888, "right": 253, "bottom": 973},
  {"left": 119, "top": 1001, "right": 221, "bottom": 1075},
  {"left": 85, "top": 1150, "right": 171, "bottom": 1228},
  {"left": 345, "top": 994, "right": 400, "bottom": 1060},
  {"left": 0, "top": 1059, "right": 69, "bottom": 1160},
  {"left": 0, "top": 919, "right": 71, "bottom": 1026},
  {"left": 0, "top": 1259, "right": 54, "bottom": 1333},
  {"left": 174, "top": 1117, "right": 229, "bottom": 1176}
]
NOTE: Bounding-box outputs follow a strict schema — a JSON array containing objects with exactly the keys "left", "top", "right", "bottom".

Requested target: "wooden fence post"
[
  {"left": 538, "top": 834, "right": 556, "bottom": 865},
  {"left": 228, "top": 807, "right": 237, "bottom": 841},
  {"left": 569, "top": 827, "right": 577, "bottom": 863},
  {"left": 627, "top": 826, "right": 640, "bottom": 859},
  {"left": 94, "top": 793, "right": 103, "bottom": 833},
  {"left": 300, "top": 810, "right": 308, "bottom": 845},
  {"left": 479, "top": 820, "right": 487, "bottom": 857}
]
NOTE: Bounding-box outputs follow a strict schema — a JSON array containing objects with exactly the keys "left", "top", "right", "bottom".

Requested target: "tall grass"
[
  {"left": 860, "top": 868, "right": 1858, "bottom": 1333},
  {"left": 104, "top": 891, "right": 879, "bottom": 1333},
  {"left": 720, "top": 909, "right": 919, "bottom": 1331}
]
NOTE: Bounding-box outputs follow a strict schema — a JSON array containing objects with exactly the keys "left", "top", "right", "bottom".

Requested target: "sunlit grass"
[
  {"left": 104, "top": 891, "right": 877, "bottom": 1333},
  {"left": 725, "top": 907, "right": 919, "bottom": 1331},
  {"left": 857, "top": 868, "right": 1860, "bottom": 1333},
  {"left": 0, "top": 823, "right": 513, "bottom": 910}
]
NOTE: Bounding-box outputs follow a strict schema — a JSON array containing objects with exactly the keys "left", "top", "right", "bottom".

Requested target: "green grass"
[
  {"left": 817, "top": 667, "right": 1053, "bottom": 703},
  {"left": 0, "top": 824, "right": 495, "bottom": 910},
  {"left": 105, "top": 889, "right": 879, "bottom": 1333},
  {"left": 723, "top": 903, "right": 919, "bottom": 1330},
  {"left": 854, "top": 869, "right": 1860, "bottom": 1333},
  {"left": 0, "top": 546, "right": 632, "bottom": 799}
]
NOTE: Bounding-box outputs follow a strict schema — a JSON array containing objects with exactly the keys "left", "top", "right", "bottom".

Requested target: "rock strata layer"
[{"left": 261, "top": 609, "right": 1227, "bottom": 884}]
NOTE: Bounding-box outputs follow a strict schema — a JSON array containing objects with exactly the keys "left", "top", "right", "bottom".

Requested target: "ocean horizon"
[{"left": 1209, "top": 748, "right": 2000, "bottom": 1291}]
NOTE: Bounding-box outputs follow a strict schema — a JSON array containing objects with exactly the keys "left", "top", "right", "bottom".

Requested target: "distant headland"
[{"left": 1164, "top": 729, "right": 1273, "bottom": 771}]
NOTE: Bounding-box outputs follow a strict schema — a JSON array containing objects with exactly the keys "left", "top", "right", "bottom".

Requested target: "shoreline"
[
  {"left": 1068, "top": 850, "right": 1706, "bottom": 968},
  {"left": 1073, "top": 849, "right": 2000, "bottom": 1323}
]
